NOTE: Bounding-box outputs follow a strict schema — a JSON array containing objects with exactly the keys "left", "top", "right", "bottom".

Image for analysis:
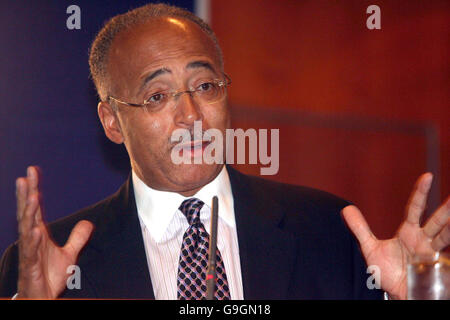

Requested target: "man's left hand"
[{"left": 342, "top": 173, "right": 449, "bottom": 300}]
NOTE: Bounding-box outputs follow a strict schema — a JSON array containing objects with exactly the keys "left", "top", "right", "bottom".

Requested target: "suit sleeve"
[
  {"left": 334, "top": 198, "right": 383, "bottom": 299},
  {"left": 0, "top": 243, "right": 19, "bottom": 298},
  {"left": 350, "top": 235, "right": 384, "bottom": 300}
]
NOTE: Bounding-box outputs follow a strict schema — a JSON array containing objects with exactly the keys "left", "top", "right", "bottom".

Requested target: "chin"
[{"left": 170, "top": 163, "right": 222, "bottom": 191}]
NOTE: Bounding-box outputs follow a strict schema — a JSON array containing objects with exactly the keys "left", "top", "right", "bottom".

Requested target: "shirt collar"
[{"left": 132, "top": 166, "right": 235, "bottom": 242}]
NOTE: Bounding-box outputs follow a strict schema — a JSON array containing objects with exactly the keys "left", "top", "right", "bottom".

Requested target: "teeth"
[
  {"left": 181, "top": 142, "right": 201, "bottom": 149},
  {"left": 202, "top": 131, "right": 212, "bottom": 141},
  {"left": 191, "top": 142, "right": 203, "bottom": 149}
]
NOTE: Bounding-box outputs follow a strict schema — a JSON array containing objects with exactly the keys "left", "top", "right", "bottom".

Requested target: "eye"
[
  {"left": 146, "top": 92, "right": 167, "bottom": 104},
  {"left": 197, "top": 82, "right": 215, "bottom": 92}
]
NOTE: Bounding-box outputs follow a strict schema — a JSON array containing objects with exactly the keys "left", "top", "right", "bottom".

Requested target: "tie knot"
[{"left": 179, "top": 198, "right": 204, "bottom": 225}]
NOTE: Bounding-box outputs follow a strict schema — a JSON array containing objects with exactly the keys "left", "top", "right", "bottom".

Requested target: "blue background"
[{"left": 0, "top": 0, "right": 195, "bottom": 253}]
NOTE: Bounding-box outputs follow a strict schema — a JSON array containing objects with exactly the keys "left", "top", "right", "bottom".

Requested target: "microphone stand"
[{"left": 206, "top": 196, "right": 219, "bottom": 300}]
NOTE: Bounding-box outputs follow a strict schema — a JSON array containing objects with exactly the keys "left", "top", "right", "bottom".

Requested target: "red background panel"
[{"left": 211, "top": 0, "right": 449, "bottom": 238}]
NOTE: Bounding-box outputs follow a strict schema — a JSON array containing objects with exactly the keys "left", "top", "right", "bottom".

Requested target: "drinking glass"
[{"left": 407, "top": 252, "right": 450, "bottom": 300}]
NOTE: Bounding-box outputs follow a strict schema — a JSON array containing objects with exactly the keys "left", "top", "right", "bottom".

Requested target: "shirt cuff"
[{"left": 11, "top": 293, "right": 18, "bottom": 300}]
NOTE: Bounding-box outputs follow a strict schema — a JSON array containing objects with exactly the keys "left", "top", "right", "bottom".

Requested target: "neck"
[
  {"left": 178, "top": 186, "right": 203, "bottom": 197},
  {"left": 131, "top": 164, "right": 224, "bottom": 198}
]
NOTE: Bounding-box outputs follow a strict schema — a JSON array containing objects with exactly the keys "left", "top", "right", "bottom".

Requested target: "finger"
[
  {"left": 423, "top": 196, "right": 450, "bottom": 238},
  {"left": 20, "top": 226, "right": 43, "bottom": 265},
  {"left": 405, "top": 173, "right": 433, "bottom": 226},
  {"left": 341, "top": 205, "right": 378, "bottom": 253},
  {"left": 16, "top": 177, "right": 29, "bottom": 221},
  {"left": 431, "top": 218, "right": 450, "bottom": 252},
  {"left": 18, "top": 193, "right": 40, "bottom": 238},
  {"left": 64, "top": 220, "right": 94, "bottom": 258},
  {"left": 27, "top": 166, "right": 43, "bottom": 225},
  {"left": 27, "top": 166, "right": 40, "bottom": 192}
]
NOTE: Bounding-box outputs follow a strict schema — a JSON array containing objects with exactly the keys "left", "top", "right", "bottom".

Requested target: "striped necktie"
[{"left": 177, "top": 198, "right": 231, "bottom": 300}]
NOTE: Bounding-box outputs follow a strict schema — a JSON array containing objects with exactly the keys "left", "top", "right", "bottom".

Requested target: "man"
[{"left": 0, "top": 3, "right": 448, "bottom": 299}]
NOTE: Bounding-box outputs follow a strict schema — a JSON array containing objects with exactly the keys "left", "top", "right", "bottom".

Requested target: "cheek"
[
  {"left": 204, "top": 104, "right": 230, "bottom": 129},
  {"left": 123, "top": 113, "right": 171, "bottom": 155},
  {"left": 151, "top": 120, "right": 161, "bottom": 130}
]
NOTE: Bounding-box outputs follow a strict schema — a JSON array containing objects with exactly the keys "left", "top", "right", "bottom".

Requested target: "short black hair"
[{"left": 89, "top": 3, "right": 223, "bottom": 101}]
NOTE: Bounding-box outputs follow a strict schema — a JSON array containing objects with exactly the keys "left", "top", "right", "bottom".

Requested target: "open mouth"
[{"left": 174, "top": 140, "right": 211, "bottom": 158}]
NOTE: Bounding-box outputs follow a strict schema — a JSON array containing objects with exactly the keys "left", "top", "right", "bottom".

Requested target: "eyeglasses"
[{"left": 107, "top": 74, "right": 231, "bottom": 112}]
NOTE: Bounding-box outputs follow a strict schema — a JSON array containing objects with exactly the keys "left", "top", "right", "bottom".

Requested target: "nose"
[{"left": 173, "top": 91, "right": 203, "bottom": 128}]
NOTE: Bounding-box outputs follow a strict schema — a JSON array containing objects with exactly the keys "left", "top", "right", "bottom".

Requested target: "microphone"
[{"left": 206, "top": 196, "right": 219, "bottom": 300}]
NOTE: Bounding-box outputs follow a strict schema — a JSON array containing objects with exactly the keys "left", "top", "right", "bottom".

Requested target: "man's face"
[{"left": 101, "top": 17, "right": 230, "bottom": 195}]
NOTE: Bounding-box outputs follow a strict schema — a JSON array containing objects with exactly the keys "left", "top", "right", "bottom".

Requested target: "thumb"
[
  {"left": 64, "top": 220, "right": 94, "bottom": 258},
  {"left": 341, "top": 205, "right": 378, "bottom": 253}
]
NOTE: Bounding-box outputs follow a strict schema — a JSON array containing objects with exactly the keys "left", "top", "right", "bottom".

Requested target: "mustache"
[{"left": 169, "top": 128, "right": 213, "bottom": 147}]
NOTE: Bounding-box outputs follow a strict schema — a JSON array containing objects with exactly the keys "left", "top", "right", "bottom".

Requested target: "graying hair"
[{"left": 89, "top": 3, "right": 223, "bottom": 102}]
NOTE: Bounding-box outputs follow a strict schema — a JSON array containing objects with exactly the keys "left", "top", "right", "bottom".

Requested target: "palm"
[
  {"left": 342, "top": 173, "right": 449, "bottom": 299},
  {"left": 34, "top": 226, "right": 80, "bottom": 297},
  {"left": 16, "top": 166, "right": 93, "bottom": 299},
  {"left": 18, "top": 219, "right": 92, "bottom": 299}
]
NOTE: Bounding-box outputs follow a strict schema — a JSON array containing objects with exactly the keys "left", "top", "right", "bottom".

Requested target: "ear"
[{"left": 97, "top": 101, "right": 124, "bottom": 144}]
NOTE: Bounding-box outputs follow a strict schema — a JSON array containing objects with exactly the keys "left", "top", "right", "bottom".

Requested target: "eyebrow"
[
  {"left": 186, "top": 60, "right": 216, "bottom": 74},
  {"left": 139, "top": 68, "right": 171, "bottom": 93},
  {"left": 138, "top": 61, "right": 217, "bottom": 94}
]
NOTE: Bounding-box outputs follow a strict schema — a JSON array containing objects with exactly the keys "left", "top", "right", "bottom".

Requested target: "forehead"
[{"left": 108, "top": 17, "right": 221, "bottom": 79}]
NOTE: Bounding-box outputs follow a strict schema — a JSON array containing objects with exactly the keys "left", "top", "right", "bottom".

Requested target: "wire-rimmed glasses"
[{"left": 107, "top": 74, "right": 231, "bottom": 112}]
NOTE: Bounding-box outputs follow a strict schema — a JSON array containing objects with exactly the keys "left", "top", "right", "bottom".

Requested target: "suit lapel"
[
  {"left": 227, "top": 166, "right": 297, "bottom": 299},
  {"left": 81, "top": 177, "right": 155, "bottom": 299}
]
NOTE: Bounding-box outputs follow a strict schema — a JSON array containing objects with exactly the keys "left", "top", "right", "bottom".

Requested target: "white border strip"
[{"left": 194, "top": 0, "right": 211, "bottom": 24}]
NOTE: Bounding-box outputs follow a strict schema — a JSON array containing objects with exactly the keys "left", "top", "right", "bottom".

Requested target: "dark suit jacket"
[{"left": 0, "top": 167, "right": 383, "bottom": 299}]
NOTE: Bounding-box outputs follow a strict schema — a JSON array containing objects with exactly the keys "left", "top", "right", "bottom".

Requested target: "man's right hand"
[{"left": 16, "top": 166, "right": 94, "bottom": 299}]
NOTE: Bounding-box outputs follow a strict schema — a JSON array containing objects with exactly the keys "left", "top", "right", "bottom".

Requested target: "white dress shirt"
[{"left": 132, "top": 166, "right": 244, "bottom": 300}]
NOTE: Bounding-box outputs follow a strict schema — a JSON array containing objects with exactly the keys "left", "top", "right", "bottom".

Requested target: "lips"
[{"left": 174, "top": 140, "right": 211, "bottom": 158}]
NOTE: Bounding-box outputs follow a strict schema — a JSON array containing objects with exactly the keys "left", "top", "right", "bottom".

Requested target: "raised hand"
[
  {"left": 342, "top": 173, "right": 450, "bottom": 300},
  {"left": 16, "top": 166, "right": 94, "bottom": 299}
]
